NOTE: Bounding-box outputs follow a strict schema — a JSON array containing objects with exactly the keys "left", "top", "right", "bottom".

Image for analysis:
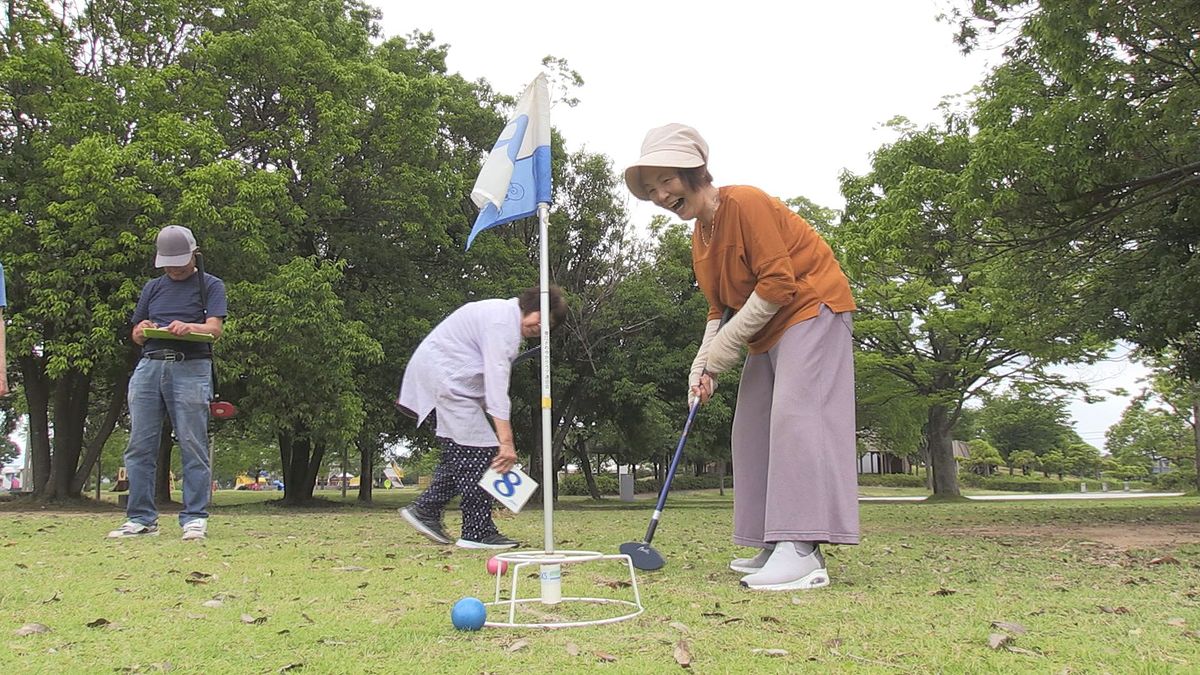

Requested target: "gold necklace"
[{"left": 698, "top": 192, "right": 720, "bottom": 247}]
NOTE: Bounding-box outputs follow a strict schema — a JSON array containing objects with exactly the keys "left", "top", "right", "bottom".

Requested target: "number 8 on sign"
[
  {"left": 493, "top": 471, "right": 523, "bottom": 498},
  {"left": 480, "top": 466, "right": 537, "bottom": 513}
]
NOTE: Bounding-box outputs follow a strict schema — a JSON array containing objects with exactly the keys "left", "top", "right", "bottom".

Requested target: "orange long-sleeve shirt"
[{"left": 693, "top": 185, "right": 856, "bottom": 353}]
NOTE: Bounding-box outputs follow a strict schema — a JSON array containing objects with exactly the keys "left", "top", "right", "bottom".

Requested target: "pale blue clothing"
[
  {"left": 0, "top": 261, "right": 7, "bottom": 307},
  {"left": 398, "top": 298, "right": 522, "bottom": 447},
  {"left": 124, "top": 358, "right": 213, "bottom": 526}
]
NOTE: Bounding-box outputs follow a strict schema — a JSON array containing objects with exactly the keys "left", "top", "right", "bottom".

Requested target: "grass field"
[{"left": 3, "top": 489, "right": 1199, "bottom": 673}]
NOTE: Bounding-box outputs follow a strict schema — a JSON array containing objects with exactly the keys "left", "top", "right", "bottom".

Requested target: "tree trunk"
[
  {"left": 717, "top": 459, "right": 726, "bottom": 496},
  {"left": 279, "top": 429, "right": 324, "bottom": 505},
  {"left": 20, "top": 355, "right": 53, "bottom": 496},
  {"left": 155, "top": 419, "right": 175, "bottom": 505},
  {"left": 575, "top": 439, "right": 601, "bottom": 500},
  {"left": 357, "top": 436, "right": 373, "bottom": 504},
  {"left": 926, "top": 405, "right": 961, "bottom": 496},
  {"left": 71, "top": 374, "right": 130, "bottom": 494},
  {"left": 46, "top": 369, "right": 90, "bottom": 499}
]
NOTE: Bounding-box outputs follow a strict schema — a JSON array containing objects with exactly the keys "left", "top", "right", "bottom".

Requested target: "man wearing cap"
[
  {"left": 624, "top": 123, "right": 859, "bottom": 591},
  {"left": 108, "top": 225, "right": 227, "bottom": 541},
  {"left": 0, "top": 260, "right": 8, "bottom": 397}
]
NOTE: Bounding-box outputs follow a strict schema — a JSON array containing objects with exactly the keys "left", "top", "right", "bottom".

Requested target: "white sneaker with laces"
[
  {"left": 181, "top": 519, "right": 208, "bottom": 541},
  {"left": 107, "top": 521, "right": 159, "bottom": 538},
  {"left": 739, "top": 542, "right": 829, "bottom": 591},
  {"left": 729, "top": 545, "right": 775, "bottom": 573}
]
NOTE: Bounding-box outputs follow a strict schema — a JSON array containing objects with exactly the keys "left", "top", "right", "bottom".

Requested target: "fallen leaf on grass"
[
  {"left": 720, "top": 618, "right": 743, "bottom": 625},
  {"left": 86, "top": 618, "right": 111, "bottom": 629},
  {"left": 1166, "top": 618, "right": 1187, "bottom": 628},
  {"left": 1098, "top": 606, "right": 1130, "bottom": 614},
  {"left": 750, "top": 648, "right": 788, "bottom": 657},
  {"left": 565, "top": 643, "right": 580, "bottom": 656},
  {"left": 278, "top": 663, "right": 304, "bottom": 672},
  {"left": 600, "top": 578, "right": 631, "bottom": 589},
  {"left": 1005, "top": 646, "right": 1041, "bottom": 657},
  {"left": 14, "top": 623, "right": 50, "bottom": 636},
  {"left": 184, "top": 571, "right": 213, "bottom": 585},
  {"left": 825, "top": 638, "right": 843, "bottom": 649},
  {"left": 332, "top": 566, "right": 368, "bottom": 572},
  {"left": 930, "top": 587, "right": 957, "bottom": 596},
  {"left": 301, "top": 613, "right": 315, "bottom": 624},
  {"left": 674, "top": 640, "right": 692, "bottom": 668},
  {"left": 990, "top": 620, "right": 1028, "bottom": 634},
  {"left": 700, "top": 612, "right": 726, "bottom": 618},
  {"left": 42, "top": 592, "right": 61, "bottom": 604},
  {"left": 987, "top": 633, "right": 1011, "bottom": 650},
  {"left": 201, "top": 600, "right": 223, "bottom": 609},
  {"left": 507, "top": 639, "right": 530, "bottom": 653},
  {"left": 240, "top": 614, "right": 268, "bottom": 625},
  {"left": 1148, "top": 555, "right": 1180, "bottom": 566},
  {"left": 317, "top": 639, "right": 347, "bottom": 646},
  {"left": 594, "top": 651, "right": 617, "bottom": 663},
  {"left": 761, "top": 616, "right": 781, "bottom": 624},
  {"left": 1184, "top": 630, "right": 1200, "bottom": 640},
  {"left": 669, "top": 621, "right": 690, "bottom": 633}
]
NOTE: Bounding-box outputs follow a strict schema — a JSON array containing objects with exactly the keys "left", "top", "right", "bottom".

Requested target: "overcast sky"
[{"left": 0, "top": 2, "right": 1151, "bottom": 469}]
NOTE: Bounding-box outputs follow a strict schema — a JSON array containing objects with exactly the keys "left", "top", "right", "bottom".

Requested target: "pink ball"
[{"left": 486, "top": 556, "right": 508, "bottom": 576}]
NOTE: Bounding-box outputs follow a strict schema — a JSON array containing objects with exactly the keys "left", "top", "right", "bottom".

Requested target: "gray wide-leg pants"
[{"left": 732, "top": 305, "right": 860, "bottom": 547}]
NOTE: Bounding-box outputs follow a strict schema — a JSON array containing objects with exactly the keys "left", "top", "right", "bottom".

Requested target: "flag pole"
[
  {"left": 537, "top": 200, "right": 563, "bottom": 605},
  {"left": 537, "top": 201, "right": 553, "bottom": 554}
]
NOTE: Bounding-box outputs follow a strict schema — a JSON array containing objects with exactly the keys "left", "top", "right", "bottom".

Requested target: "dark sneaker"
[
  {"left": 107, "top": 521, "right": 159, "bottom": 538},
  {"left": 399, "top": 507, "right": 451, "bottom": 544},
  {"left": 456, "top": 533, "right": 520, "bottom": 549}
]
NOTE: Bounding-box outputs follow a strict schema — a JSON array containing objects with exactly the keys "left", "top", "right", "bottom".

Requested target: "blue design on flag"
[{"left": 467, "top": 73, "right": 552, "bottom": 249}]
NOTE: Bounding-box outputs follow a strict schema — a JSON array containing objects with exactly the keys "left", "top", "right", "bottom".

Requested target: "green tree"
[
  {"left": 836, "top": 119, "right": 1102, "bottom": 496},
  {"left": 963, "top": 438, "right": 1002, "bottom": 476},
  {"left": 1009, "top": 449, "right": 1036, "bottom": 476},
  {"left": 973, "top": 387, "right": 1073, "bottom": 467},
  {"left": 0, "top": 1, "right": 290, "bottom": 499},
  {"left": 1105, "top": 394, "right": 1193, "bottom": 477},
  {"left": 219, "top": 258, "right": 381, "bottom": 504},
  {"left": 953, "top": 0, "right": 1200, "bottom": 378}
]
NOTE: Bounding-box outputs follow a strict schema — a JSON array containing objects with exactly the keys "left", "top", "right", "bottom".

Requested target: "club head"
[{"left": 620, "top": 541, "right": 665, "bottom": 571}]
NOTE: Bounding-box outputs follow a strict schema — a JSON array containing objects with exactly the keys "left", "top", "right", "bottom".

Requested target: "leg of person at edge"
[
  {"left": 0, "top": 260, "right": 9, "bottom": 398},
  {"left": 396, "top": 285, "right": 568, "bottom": 550},
  {"left": 625, "top": 124, "right": 859, "bottom": 591},
  {"left": 108, "top": 225, "right": 227, "bottom": 541}
]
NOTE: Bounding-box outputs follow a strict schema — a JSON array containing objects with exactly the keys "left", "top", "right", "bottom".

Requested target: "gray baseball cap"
[{"left": 155, "top": 225, "right": 197, "bottom": 268}]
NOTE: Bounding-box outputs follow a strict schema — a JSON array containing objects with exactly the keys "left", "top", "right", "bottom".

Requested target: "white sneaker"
[
  {"left": 107, "top": 521, "right": 159, "bottom": 538},
  {"left": 739, "top": 542, "right": 829, "bottom": 591},
  {"left": 729, "top": 545, "right": 775, "bottom": 574},
  {"left": 181, "top": 519, "right": 208, "bottom": 541}
]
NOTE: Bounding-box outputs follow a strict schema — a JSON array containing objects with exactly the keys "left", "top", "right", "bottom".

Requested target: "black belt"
[{"left": 143, "top": 349, "right": 208, "bottom": 362}]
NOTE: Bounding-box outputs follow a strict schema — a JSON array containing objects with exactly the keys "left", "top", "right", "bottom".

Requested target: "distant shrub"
[
  {"left": 1152, "top": 469, "right": 1197, "bottom": 492},
  {"left": 558, "top": 473, "right": 729, "bottom": 496},
  {"left": 855, "top": 473, "right": 925, "bottom": 488}
]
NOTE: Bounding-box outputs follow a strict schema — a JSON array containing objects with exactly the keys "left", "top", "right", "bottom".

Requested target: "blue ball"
[{"left": 451, "top": 597, "right": 487, "bottom": 631}]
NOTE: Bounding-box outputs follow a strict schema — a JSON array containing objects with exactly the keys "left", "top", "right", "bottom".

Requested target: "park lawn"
[{"left": 2, "top": 491, "right": 1199, "bottom": 673}]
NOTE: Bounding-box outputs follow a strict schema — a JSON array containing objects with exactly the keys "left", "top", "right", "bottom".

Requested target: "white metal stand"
[{"left": 484, "top": 550, "right": 644, "bottom": 629}]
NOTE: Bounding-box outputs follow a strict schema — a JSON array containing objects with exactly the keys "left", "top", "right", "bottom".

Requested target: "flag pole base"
[{"left": 484, "top": 550, "right": 644, "bottom": 629}]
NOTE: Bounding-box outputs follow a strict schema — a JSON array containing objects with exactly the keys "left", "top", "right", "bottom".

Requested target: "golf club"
[{"left": 621, "top": 307, "right": 733, "bottom": 571}]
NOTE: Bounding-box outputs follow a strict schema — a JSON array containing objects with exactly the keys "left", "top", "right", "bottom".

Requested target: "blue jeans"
[{"left": 124, "top": 358, "right": 212, "bottom": 526}]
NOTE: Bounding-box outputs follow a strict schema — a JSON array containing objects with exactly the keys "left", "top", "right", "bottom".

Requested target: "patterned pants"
[{"left": 412, "top": 436, "right": 499, "bottom": 541}]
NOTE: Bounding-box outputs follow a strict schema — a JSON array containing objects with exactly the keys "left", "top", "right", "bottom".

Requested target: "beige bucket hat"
[{"left": 624, "top": 123, "right": 709, "bottom": 200}]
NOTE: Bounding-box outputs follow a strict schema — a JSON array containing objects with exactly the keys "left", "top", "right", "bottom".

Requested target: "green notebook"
[{"left": 142, "top": 327, "right": 216, "bottom": 343}]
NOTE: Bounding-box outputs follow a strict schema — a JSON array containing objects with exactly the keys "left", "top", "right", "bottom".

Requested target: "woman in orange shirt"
[{"left": 626, "top": 124, "right": 859, "bottom": 591}]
